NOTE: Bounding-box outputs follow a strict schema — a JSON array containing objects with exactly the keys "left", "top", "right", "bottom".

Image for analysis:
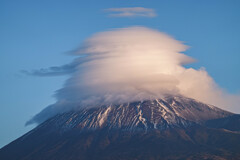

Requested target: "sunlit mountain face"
[{"left": 1, "top": 95, "right": 240, "bottom": 160}]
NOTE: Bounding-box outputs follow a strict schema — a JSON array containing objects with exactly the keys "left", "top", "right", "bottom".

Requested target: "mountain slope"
[
  {"left": 205, "top": 114, "right": 240, "bottom": 131},
  {"left": 37, "top": 96, "right": 232, "bottom": 132},
  {"left": 0, "top": 96, "right": 239, "bottom": 160}
]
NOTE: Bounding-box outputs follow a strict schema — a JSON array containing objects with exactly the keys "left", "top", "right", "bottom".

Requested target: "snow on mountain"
[{"left": 37, "top": 95, "right": 232, "bottom": 133}]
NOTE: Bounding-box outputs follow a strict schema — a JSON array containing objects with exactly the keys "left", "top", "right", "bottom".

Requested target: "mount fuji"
[{"left": 1, "top": 95, "right": 240, "bottom": 160}]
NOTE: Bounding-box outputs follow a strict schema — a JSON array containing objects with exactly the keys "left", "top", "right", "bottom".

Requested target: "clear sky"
[{"left": 1, "top": 0, "right": 240, "bottom": 148}]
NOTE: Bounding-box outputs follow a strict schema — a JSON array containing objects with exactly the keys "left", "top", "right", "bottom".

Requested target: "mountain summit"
[
  {"left": 41, "top": 96, "right": 231, "bottom": 132},
  {"left": 1, "top": 96, "right": 240, "bottom": 160}
]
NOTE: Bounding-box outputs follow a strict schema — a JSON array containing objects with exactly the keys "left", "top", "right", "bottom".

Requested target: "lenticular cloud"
[{"left": 27, "top": 27, "right": 240, "bottom": 125}]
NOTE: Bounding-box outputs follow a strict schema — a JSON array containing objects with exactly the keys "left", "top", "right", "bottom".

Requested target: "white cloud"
[
  {"left": 104, "top": 7, "right": 157, "bottom": 17},
  {"left": 26, "top": 27, "right": 240, "bottom": 125}
]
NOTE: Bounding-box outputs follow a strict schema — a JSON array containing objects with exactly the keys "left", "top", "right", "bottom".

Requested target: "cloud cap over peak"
[
  {"left": 27, "top": 26, "right": 240, "bottom": 125},
  {"left": 104, "top": 7, "right": 157, "bottom": 17}
]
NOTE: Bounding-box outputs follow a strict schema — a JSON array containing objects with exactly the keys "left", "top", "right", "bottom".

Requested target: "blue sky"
[{"left": 1, "top": 0, "right": 240, "bottom": 148}]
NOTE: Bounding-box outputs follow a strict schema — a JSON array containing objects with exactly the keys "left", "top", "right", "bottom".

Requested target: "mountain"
[{"left": 1, "top": 96, "right": 240, "bottom": 160}]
